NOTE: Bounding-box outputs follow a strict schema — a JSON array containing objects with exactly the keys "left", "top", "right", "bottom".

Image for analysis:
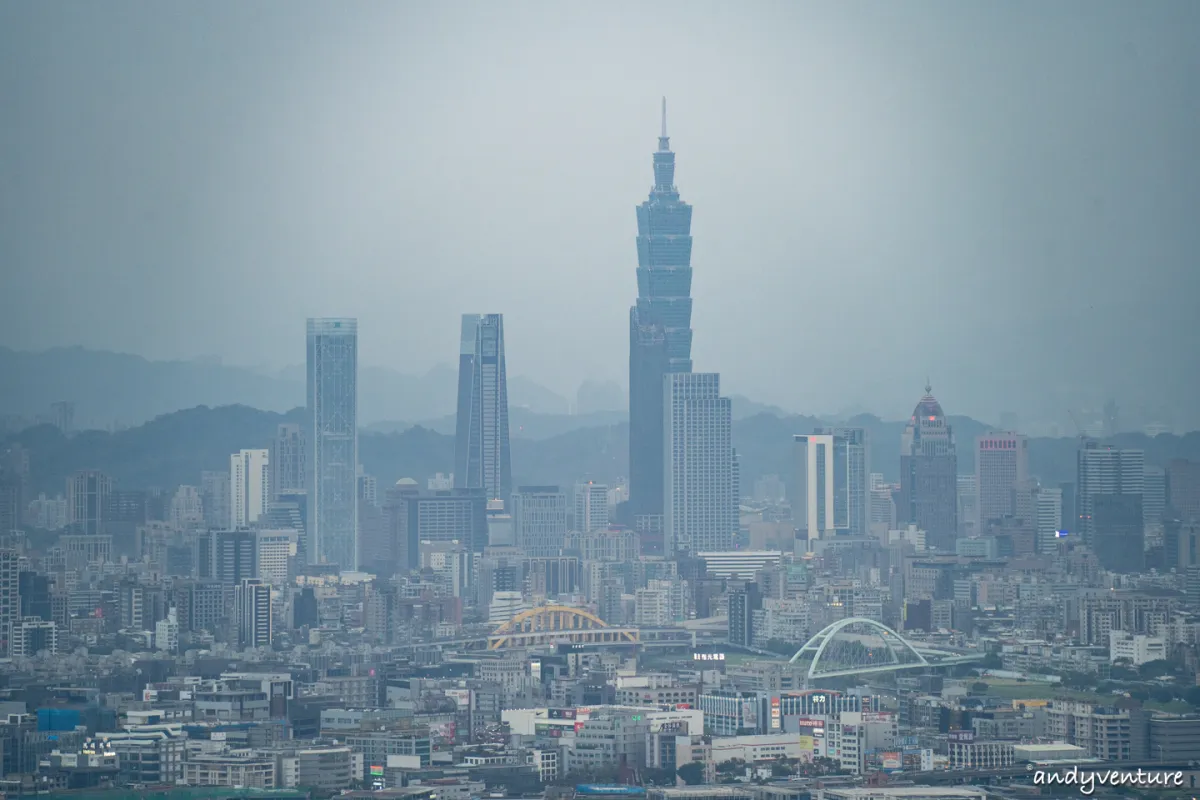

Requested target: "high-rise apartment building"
[
  {"left": 511, "top": 486, "right": 568, "bottom": 557},
  {"left": 1032, "top": 486, "right": 1063, "bottom": 553},
  {"left": 230, "top": 449, "right": 269, "bottom": 529},
  {"left": 306, "top": 317, "right": 359, "bottom": 569},
  {"left": 418, "top": 540, "right": 472, "bottom": 598},
  {"left": 454, "top": 314, "right": 512, "bottom": 505},
  {"left": 200, "top": 470, "right": 230, "bottom": 530},
  {"left": 1076, "top": 441, "right": 1144, "bottom": 543},
  {"left": 1144, "top": 466, "right": 1166, "bottom": 534},
  {"left": 574, "top": 482, "right": 609, "bottom": 533},
  {"left": 270, "top": 424, "right": 305, "bottom": 500},
  {"left": 869, "top": 473, "right": 897, "bottom": 537},
  {"left": 956, "top": 475, "right": 979, "bottom": 537},
  {"left": 975, "top": 432, "right": 1029, "bottom": 524},
  {"left": 1167, "top": 459, "right": 1200, "bottom": 522},
  {"left": 629, "top": 100, "right": 694, "bottom": 540},
  {"left": 0, "top": 478, "right": 19, "bottom": 538},
  {"left": 793, "top": 434, "right": 838, "bottom": 547},
  {"left": 67, "top": 470, "right": 112, "bottom": 536},
  {"left": 794, "top": 428, "right": 870, "bottom": 545},
  {"left": 208, "top": 529, "right": 257, "bottom": 586},
  {"left": 0, "top": 550, "right": 17, "bottom": 657},
  {"left": 664, "top": 373, "right": 734, "bottom": 555},
  {"left": 235, "top": 578, "right": 272, "bottom": 649},
  {"left": 255, "top": 529, "right": 298, "bottom": 586},
  {"left": 897, "top": 385, "right": 958, "bottom": 551}
]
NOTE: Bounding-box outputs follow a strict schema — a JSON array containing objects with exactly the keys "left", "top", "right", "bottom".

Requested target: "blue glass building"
[
  {"left": 454, "top": 313, "right": 512, "bottom": 505},
  {"left": 629, "top": 99, "right": 694, "bottom": 537},
  {"left": 306, "top": 317, "right": 358, "bottom": 569}
]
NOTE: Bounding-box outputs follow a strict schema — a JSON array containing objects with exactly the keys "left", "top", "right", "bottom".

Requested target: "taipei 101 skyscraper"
[{"left": 628, "top": 98, "right": 694, "bottom": 548}]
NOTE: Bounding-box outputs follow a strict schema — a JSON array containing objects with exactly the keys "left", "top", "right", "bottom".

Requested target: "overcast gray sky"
[{"left": 2, "top": 1, "right": 1198, "bottom": 428}]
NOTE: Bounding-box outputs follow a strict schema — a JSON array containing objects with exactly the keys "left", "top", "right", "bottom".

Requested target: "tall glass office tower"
[
  {"left": 629, "top": 99, "right": 694, "bottom": 538},
  {"left": 306, "top": 318, "right": 358, "bottom": 569},
  {"left": 454, "top": 314, "right": 512, "bottom": 505}
]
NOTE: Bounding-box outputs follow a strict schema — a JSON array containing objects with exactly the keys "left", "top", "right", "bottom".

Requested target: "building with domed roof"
[{"left": 897, "top": 383, "right": 959, "bottom": 551}]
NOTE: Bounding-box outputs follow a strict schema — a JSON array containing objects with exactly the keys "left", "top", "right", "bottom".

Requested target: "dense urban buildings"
[
  {"left": 4, "top": 97, "right": 1200, "bottom": 800},
  {"left": 306, "top": 317, "right": 359, "bottom": 570},
  {"left": 454, "top": 313, "right": 513, "bottom": 506},
  {"left": 629, "top": 100, "right": 694, "bottom": 548}
]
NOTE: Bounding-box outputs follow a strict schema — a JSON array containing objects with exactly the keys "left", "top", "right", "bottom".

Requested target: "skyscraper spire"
[
  {"left": 658, "top": 96, "right": 670, "bottom": 152},
  {"left": 630, "top": 101, "right": 693, "bottom": 537}
]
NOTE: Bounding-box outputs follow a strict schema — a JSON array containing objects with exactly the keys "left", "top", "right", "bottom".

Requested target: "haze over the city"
[{"left": 2, "top": 1, "right": 1198, "bottom": 428}]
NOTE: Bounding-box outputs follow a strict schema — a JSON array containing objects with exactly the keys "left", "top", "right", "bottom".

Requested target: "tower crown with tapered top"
[
  {"left": 628, "top": 99, "right": 695, "bottom": 524},
  {"left": 653, "top": 96, "right": 677, "bottom": 192}
]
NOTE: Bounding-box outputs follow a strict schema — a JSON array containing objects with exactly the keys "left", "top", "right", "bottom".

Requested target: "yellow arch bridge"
[{"left": 488, "top": 605, "right": 639, "bottom": 650}]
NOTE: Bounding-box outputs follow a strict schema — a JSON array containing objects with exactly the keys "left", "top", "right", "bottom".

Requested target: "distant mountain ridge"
[
  {"left": 0, "top": 346, "right": 573, "bottom": 428},
  {"left": 7, "top": 403, "right": 1199, "bottom": 505},
  {"left": 0, "top": 347, "right": 800, "bottom": 439}
]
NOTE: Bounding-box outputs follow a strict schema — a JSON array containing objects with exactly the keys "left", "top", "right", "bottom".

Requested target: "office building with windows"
[
  {"left": 897, "top": 384, "right": 958, "bottom": 551},
  {"left": 1076, "top": 441, "right": 1144, "bottom": 544},
  {"left": 975, "top": 432, "right": 1029, "bottom": 524},
  {"left": 574, "top": 482, "right": 610, "bottom": 533},
  {"left": 454, "top": 314, "right": 512, "bottom": 505},
  {"left": 511, "top": 486, "right": 568, "bottom": 557},
  {"left": 664, "top": 372, "right": 734, "bottom": 555},
  {"left": 629, "top": 99, "right": 694, "bottom": 543},
  {"left": 794, "top": 428, "right": 869, "bottom": 546},
  {"left": 306, "top": 317, "right": 358, "bottom": 569}
]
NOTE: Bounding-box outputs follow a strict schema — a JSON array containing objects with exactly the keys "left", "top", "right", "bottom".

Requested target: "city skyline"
[
  {"left": 3, "top": 3, "right": 1197, "bottom": 429},
  {"left": 5, "top": 5, "right": 1200, "bottom": 792}
]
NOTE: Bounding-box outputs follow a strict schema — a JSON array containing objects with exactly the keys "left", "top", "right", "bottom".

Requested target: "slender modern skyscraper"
[
  {"left": 306, "top": 318, "right": 358, "bottom": 569},
  {"left": 897, "top": 384, "right": 958, "bottom": 551},
  {"left": 630, "top": 98, "right": 694, "bottom": 540},
  {"left": 454, "top": 314, "right": 512, "bottom": 505}
]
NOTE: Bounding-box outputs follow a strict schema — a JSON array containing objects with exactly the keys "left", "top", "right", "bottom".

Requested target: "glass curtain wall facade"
[
  {"left": 454, "top": 314, "right": 512, "bottom": 505},
  {"left": 306, "top": 318, "right": 358, "bottom": 569},
  {"left": 629, "top": 99, "right": 694, "bottom": 538}
]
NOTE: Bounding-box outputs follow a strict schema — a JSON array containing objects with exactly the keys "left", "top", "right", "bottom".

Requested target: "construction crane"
[{"left": 1067, "top": 409, "right": 1092, "bottom": 444}]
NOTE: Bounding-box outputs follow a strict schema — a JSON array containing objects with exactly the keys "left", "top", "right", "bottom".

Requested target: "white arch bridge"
[{"left": 788, "top": 617, "right": 983, "bottom": 680}]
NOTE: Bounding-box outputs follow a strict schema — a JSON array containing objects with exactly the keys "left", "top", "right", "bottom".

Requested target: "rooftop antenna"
[
  {"left": 661, "top": 96, "right": 667, "bottom": 139},
  {"left": 925, "top": 378, "right": 932, "bottom": 396}
]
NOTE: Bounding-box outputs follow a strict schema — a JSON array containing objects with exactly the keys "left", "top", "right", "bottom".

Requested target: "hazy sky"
[{"left": 2, "top": 2, "right": 1198, "bottom": 427}]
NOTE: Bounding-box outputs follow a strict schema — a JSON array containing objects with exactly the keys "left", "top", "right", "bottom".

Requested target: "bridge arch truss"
[
  {"left": 788, "top": 617, "right": 981, "bottom": 680},
  {"left": 489, "top": 605, "right": 638, "bottom": 650}
]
